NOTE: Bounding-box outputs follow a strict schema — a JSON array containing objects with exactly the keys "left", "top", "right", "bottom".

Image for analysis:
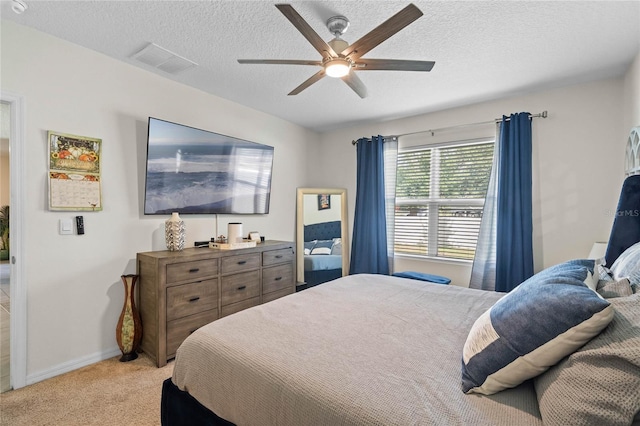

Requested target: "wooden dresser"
[{"left": 137, "top": 240, "right": 295, "bottom": 367}]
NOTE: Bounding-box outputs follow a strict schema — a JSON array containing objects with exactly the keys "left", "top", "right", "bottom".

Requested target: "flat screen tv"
[{"left": 144, "top": 117, "right": 274, "bottom": 215}]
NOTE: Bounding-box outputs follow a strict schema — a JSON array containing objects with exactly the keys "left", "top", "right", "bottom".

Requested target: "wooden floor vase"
[{"left": 116, "top": 274, "right": 142, "bottom": 362}]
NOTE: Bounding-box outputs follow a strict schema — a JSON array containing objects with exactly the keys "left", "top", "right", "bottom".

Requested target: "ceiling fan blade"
[
  {"left": 355, "top": 58, "right": 435, "bottom": 72},
  {"left": 288, "top": 69, "right": 326, "bottom": 96},
  {"left": 342, "top": 72, "right": 368, "bottom": 98},
  {"left": 275, "top": 4, "right": 338, "bottom": 58},
  {"left": 238, "top": 59, "right": 323, "bottom": 66},
  {"left": 341, "top": 4, "right": 423, "bottom": 61}
]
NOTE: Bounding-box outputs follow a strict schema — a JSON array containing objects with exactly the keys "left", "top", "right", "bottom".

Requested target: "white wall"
[
  {"left": 1, "top": 20, "right": 317, "bottom": 382},
  {"left": 302, "top": 193, "right": 341, "bottom": 225},
  {"left": 1, "top": 103, "right": 9, "bottom": 206},
  {"left": 623, "top": 52, "right": 640, "bottom": 135},
  {"left": 0, "top": 147, "right": 8, "bottom": 207},
  {"left": 313, "top": 78, "right": 628, "bottom": 286}
]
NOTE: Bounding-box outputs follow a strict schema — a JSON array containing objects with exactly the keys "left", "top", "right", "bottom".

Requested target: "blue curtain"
[
  {"left": 470, "top": 113, "right": 534, "bottom": 292},
  {"left": 495, "top": 113, "right": 534, "bottom": 292},
  {"left": 350, "top": 135, "right": 390, "bottom": 275}
]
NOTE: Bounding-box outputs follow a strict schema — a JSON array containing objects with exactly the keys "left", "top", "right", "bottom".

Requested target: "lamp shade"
[{"left": 588, "top": 242, "right": 608, "bottom": 260}]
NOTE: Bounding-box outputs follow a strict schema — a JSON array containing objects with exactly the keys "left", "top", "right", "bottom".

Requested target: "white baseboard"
[{"left": 26, "top": 347, "right": 121, "bottom": 386}]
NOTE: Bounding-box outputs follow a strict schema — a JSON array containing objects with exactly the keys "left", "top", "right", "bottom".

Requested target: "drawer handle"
[
  {"left": 275, "top": 255, "right": 283, "bottom": 259},
  {"left": 274, "top": 277, "right": 282, "bottom": 281},
  {"left": 237, "top": 285, "right": 247, "bottom": 291},
  {"left": 189, "top": 296, "right": 200, "bottom": 302},
  {"left": 189, "top": 268, "right": 200, "bottom": 273},
  {"left": 237, "top": 260, "right": 247, "bottom": 265}
]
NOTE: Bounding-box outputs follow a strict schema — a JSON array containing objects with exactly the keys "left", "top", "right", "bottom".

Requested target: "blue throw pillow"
[
  {"left": 392, "top": 271, "right": 451, "bottom": 284},
  {"left": 461, "top": 259, "right": 614, "bottom": 395},
  {"left": 303, "top": 240, "right": 317, "bottom": 255}
]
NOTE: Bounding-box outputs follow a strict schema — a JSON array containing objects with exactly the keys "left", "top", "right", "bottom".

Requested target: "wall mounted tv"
[{"left": 144, "top": 117, "right": 274, "bottom": 215}]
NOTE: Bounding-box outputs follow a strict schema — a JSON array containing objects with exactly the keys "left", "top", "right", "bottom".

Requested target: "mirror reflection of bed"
[
  {"left": 304, "top": 220, "right": 343, "bottom": 286},
  {"left": 296, "top": 188, "right": 349, "bottom": 288}
]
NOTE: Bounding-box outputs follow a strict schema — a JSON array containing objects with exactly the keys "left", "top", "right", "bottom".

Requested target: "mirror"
[{"left": 296, "top": 188, "right": 349, "bottom": 287}]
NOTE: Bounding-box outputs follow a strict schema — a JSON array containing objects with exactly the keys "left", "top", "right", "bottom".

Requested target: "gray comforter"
[{"left": 173, "top": 274, "right": 543, "bottom": 425}]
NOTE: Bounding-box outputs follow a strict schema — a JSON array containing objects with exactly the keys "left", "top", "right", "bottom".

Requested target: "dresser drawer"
[
  {"left": 166, "top": 309, "right": 218, "bottom": 357},
  {"left": 220, "top": 296, "right": 260, "bottom": 318},
  {"left": 166, "top": 259, "right": 219, "bottom": 284},
  {"left": 262, "top": 263, "right": 294, "bottom": 294},
  {"left": 221, "top": 253, "right": 260, "bottom": 275},
  {"left": 262, "top": 248, "right": 294, "bottom": 266},
  {"left": 262, "top": 286, "right": 294, "bottom": 304},
  {"left": 220, "top": 270, "right": 260, "bottom": 306},
  {"left": 166, "top": 279, "right": 218, "bottom": 321}
]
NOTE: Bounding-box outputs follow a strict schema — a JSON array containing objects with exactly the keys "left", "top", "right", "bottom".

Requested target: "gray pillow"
[
  {"left": 597, "top": 278, "right": 633, "bottom": 298},
  {"left": 534, "top": 293, "right": 640, "bottom": 425},
  {"left": 330, "top": 242, "right": 342, "bottom": 255}
]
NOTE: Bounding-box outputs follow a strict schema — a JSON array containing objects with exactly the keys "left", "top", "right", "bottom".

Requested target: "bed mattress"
[
  {"left": 172, "top": 274, "right": 543, "bottom": 425},
  {"left": 303, "top": 253, "right": 342, "bottom": 271}
]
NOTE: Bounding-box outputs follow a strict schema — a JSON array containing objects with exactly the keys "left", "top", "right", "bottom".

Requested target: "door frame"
[{"left": 2, "top": 91, "right": 27, "bottom": 389}]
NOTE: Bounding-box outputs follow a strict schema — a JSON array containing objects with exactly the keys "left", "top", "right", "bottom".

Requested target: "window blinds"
[{"left": 394, "top": 141, "right": 493, "bottom": 260}]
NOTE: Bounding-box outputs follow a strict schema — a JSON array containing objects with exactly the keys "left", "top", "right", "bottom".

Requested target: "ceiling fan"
[{"left": 237, "top": 3, "right": 435, "bottom": 98}]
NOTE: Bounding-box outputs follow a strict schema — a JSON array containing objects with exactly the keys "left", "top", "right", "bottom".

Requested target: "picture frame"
[
  {"left": 48, "top": 130, "right": 103, "bottom": 211},
  {"left": 318, "top": 194, "right": 331, "bottom": 210}
]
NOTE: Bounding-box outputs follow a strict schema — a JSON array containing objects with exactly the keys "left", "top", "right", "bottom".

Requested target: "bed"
[
  {"left": 302, "top": 220, "right": 343, "bottom": 287},
  {"left": 161, "top": 175, "right": 640, "bottom": 426}
]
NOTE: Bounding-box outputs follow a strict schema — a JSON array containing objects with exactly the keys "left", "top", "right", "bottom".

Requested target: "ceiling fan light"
[{"left": 325, "top": 59, "right": 351, "bottom": 78}]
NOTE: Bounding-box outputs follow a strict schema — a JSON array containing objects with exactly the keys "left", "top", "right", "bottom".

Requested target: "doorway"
[
  {"left": 0, "top": 101, "right": 10, "bottom": 392},
  {"left": 0, "top": 92, "right": 26, "bottom": 390}
]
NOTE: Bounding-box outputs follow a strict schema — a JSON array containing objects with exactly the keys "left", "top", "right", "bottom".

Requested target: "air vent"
[{"left": 132, "top": 43, "right": 197, "bottom": 75}]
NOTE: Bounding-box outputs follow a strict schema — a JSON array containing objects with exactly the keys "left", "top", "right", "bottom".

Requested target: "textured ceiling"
[{"left": 3, "top": 1, "right": 639, "bottom": 133}]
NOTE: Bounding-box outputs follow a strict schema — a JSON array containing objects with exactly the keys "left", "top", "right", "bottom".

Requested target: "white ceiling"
[{"left": 3, "top": 1, "right": 639, "bottom": 133}]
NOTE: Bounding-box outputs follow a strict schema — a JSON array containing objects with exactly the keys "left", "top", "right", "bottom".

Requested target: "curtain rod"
[{"left": 351, "top": 110, "right": 548, "bottom": 145}]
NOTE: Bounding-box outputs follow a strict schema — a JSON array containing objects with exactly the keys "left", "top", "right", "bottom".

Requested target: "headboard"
[
  {"left": 304, "top": 220, "right": 341, "bottom": 242},
  {"left": 605, "top": 174, "right": 640, "bottom": 266},
  {"left": 605, "top": 127, "right": 640, "bottom": 265},
  {"left": 625, "top": 126, "right": 640, "bottom": 177}
]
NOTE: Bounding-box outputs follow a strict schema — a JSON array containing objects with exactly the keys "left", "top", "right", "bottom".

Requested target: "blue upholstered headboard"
[
  {"left": 605, "top": 174, "right": 640, "bottom": 266},
  {"left": 304, "top": 221, "right": 341, "bottom": 242}
]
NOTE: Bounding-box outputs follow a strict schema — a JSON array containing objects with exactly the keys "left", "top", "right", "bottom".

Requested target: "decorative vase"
[
  {"left": 116, "top": 274, "right": 142, "bottom": 362},
  {"left": 165, "top": 212, "right": 185, "bottom": 251}
]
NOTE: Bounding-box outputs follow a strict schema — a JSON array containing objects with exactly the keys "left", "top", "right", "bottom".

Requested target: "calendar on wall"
[{"left": 48, "top": 131, "right": 102, "bottom": 211}]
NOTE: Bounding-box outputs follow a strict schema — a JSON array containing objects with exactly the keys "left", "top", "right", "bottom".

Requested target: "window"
[{"left": 394, "top": 139, "right": 494, "bottom": 260}]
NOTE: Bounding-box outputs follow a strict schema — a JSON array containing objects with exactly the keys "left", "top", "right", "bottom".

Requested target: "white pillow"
[
  {"left": 310, "top": 247, "right": 331, "bottom": 255},
  {"left": 610, "top": 241, "right": 640, "bottom": 285}
]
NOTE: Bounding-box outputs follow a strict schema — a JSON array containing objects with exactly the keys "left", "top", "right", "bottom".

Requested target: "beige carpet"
[{"left": 0, "top": 353, "right": 173, "bottom": 425}]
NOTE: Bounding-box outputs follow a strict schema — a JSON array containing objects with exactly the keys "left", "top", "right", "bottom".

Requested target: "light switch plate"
[{"left": 59, "top": 218, "right": 73, "bottom": 235}]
